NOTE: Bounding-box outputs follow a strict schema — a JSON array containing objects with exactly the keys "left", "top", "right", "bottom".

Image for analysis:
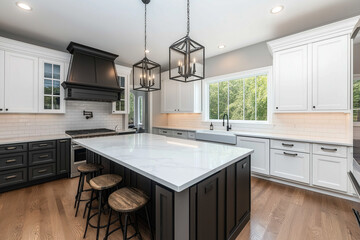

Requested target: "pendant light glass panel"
[{"left": 133, "top": 57, "right": 161, "bottom": 92}]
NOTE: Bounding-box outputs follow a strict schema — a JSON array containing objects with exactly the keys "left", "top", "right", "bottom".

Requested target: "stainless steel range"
[{"left": 66, "top": 128, "right": 118, "bottom": 177}]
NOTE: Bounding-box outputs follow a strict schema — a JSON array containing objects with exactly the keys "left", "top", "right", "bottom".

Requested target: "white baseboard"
[{"left": 252, "top": 174, "right": 360, "bottom": 203}]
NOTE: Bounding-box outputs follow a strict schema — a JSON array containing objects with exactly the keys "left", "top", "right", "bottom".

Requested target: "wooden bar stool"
[
  {"left": 104, "top": 187, "right": 153, "bottom": 240},
  {"left": 74, "top": 163, "right": 103, "bottom": 217},
  {"left": 83, "top": 174, "right": 123, "bottom": 240}
]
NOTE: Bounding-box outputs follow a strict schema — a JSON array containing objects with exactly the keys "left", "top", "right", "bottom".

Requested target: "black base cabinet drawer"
[
  {"left": 0, "top": 152, "right": 27, "bottom": 171},
  {"left": 29, "top": 141, "right": 56, "bottom": 151},
  {"left": 0, "top": 168, "right": 27, "bottom": 187},
  {"left": 29, "top": 149, "right": 56, "bottom": 166},
  {"left": 0, "top": 143, "right": 27, "bottom": 154},
  {"left": 29, "top": 163, "right": 56, "bottom": 181}
]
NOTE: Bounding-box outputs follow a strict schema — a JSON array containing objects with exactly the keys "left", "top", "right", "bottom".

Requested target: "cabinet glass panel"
[{"left": 43, "top": 62, "right": 61, "bottom": 110}]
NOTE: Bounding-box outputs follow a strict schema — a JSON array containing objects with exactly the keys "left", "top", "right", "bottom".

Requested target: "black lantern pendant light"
[
  {"left": 169, "top": 0, "right": 205, "bottom": 83},
  {"left": 133, "top": 0, "right": 161, "bottom": 92}
]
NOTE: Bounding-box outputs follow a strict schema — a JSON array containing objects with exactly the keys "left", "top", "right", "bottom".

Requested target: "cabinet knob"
[
  {"left": 0, "top": 108, "right": 2, "bottom": 111},
  {"left": 276, "top": 107, "right": 278, "bottom": 109},
  {"left": 313, "top": 106, "right": 315, "bottom": 109},
  {"left": 5, "top": 108, "right": 8, "bottom": 111}
]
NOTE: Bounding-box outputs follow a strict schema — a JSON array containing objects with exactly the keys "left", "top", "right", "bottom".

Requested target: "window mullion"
[
  {"left": 243, "top": 79, "right": 245, "bottom": 120},
  {"left": 227, "top": 81, "right": 229, "bottom": 118},
  {"left": 255, "top": 76, "right": 257, "bottom": 120}
]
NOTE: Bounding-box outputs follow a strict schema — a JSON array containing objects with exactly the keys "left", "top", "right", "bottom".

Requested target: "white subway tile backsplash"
[{"left": 0, "top": 101, "right": 124, "bottom": 139}]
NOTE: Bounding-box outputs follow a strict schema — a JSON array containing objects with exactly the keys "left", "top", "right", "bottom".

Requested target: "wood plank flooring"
[{"left": 0, "top": 177, "right": 359, "bottom": 240}]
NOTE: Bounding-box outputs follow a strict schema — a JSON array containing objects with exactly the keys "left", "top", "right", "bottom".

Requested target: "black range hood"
[{"left": 62, "top": 42, "right": 122, "bottom": 102}]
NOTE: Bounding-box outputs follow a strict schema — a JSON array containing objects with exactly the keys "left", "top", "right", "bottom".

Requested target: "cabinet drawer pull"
[
  {"left": 39, "top": 144, "right": 48, "bottom": 147},
  {"left": 177, "top": 132, "right": 182, "bottom": 135},
  {"left": 39, "top": 154, "right": 49, "bottom": 158},
  {"left": 38, "top": 169, "right": 48, "bottom": 173},
  {"left": 59, "top": 140, "right": 68, "bottom": 143},
  {"left": 6, "top": 159, "right": 16, "bottom": 163},
  {"left": 6, "top": 146, "right": 17, "bottom": 150},
  {"left": 5, "top": 175, "right": 17, "bottom": 180},
  {"left": 163, "top": 131, "right": 167, "bottom": 133},
  {"left": 283, "top": 152, "right": 298, "bottom": 157},
  {"left": 321, "top": 147, "right": 337, "bottom": 152},
  {"left": 282, "top": 143, "right": 294, "bottom": 147},
  {"left": 242, "top": 162, "right": 247, "bottom": 169}
]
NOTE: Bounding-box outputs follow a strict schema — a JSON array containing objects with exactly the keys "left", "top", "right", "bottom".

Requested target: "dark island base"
[{"left": 87, "top": 150, "right": 251, "bottom": 240}]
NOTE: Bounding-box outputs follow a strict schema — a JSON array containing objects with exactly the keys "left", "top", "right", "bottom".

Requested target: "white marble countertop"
[
  {"left": 73, "top": 133, "right": 253, "bottom": 192},
  {"left": 153, "top": 126, "right": 353, "bottom": 147},
  {"left": 0, "top": 134, "right": 70, "bottom": 145}
]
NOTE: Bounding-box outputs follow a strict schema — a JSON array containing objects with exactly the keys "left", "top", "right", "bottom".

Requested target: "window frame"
[
  {"left": 202, "top": 66, "right": 272, "bottom": 124},
  {"left": 138, "top": 96, "right": 144, "bottom": 125},
  {"left": 354, "top": 74, "right": 360, "bottom": 126},
  {"left": 128, "top": 92, "right": 135, "bottom": 125}
]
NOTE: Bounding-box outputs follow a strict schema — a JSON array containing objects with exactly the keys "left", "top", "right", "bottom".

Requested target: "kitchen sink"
[{"left": 195, "top": 130, "right": 237, "bottom": 145}]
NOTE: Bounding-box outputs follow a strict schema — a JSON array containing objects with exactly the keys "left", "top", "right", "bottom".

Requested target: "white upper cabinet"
[
  {"left": 112, "top": 65, "right": 132, "bottom": 114},
  {"left": 274, "top": 45, "right": 309, "bottom": 111},
  {"left": 0, "top": 36, "right": 70, "bottom": 114},
  {"left": 0, "top": 50, "right": 4, "bottom": 112},
  {"left": 161, "top": 70, "right": 201, "bottom": 113},
  {"left": 312, "top": 35, "right": 349, "bottom": 111},
  {"left": 5, "top": 51, "right": 39, "bottom": 113},
  {"left": 39, "top": 58, "right": 66, "bottom": 113},
  {"left": 268, "top": 17, "right": 358, "bottom": 113}
]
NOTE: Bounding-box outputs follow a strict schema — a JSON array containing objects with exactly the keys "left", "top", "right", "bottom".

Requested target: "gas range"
[{"left": 66, "top": 128, "right": 118, "bottom": 139}]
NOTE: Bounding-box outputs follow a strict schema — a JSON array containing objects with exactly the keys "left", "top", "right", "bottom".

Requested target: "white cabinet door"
[
  {"left": 237, "top": 137, "right": 269, "bottom": 175},
  {"left": 312, "top": 155, "right": 347, "bottom": 192},
  {"left": 0, "top": 50, "right": 4, "bottom": 112},
  {"left": 179, "top": 81, "right": 195, "bottom": 112},
  {"left": 270, "top": 149, "right": 310, "bottom": 184},
  {"left": 39, "top": 58, "right": 65, "bottom": 113},
  {"left": 312, "top": 35, "right": 349, "bottom": 110},
  {"left": 162, "top": 78, "right": 179, "bottom": 113},
  {"left": 5, "top": 51, "right": 38, "bottom": 113},
  {"left": 274, "top": 45, "right": 309, "bottom": 111}
]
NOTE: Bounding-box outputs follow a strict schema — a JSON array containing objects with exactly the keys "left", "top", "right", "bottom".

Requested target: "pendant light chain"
[
  {"left": 145, "top": 3, "right": 147, "bottom": 57},
  {"left": 186, "top": 0, "right": 190, "bottom": 36}
]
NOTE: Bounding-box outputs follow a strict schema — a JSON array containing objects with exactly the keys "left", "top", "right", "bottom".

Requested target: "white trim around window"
[
  {"left": 138, "top": 96, "right": 144, "bottom": 125},
  {"left": 202, "top": 66, "right": 273, "bottom": 125},
  {"left": 353, "top": 74, "right": 360, "bottom": 126}
]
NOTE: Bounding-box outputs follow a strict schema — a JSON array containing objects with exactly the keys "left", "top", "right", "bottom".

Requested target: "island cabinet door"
[
  {"left": 56, "top": 139, "right": 70, "bottom": 175},
  {"left": 156, "top": 185, "right": 174, "bottom": 240},
  {"left": 190, "top": 169, "right": 226, "bottom": 240},
  {"left": 226, "top": 156, "right": 251, "bottom": 240}
]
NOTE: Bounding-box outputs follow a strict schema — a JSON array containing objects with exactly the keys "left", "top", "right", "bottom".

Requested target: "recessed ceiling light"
[
  {"left": 271, "top": 5, "right": 284, "bottom": 14},
  {"left": 16, "top": 2, "right": 32, "bottom": 11},
  {"left": 144, "top": 49, "right": 150, "bottom": 53},
  {"left": 218, "top": 45, "right": 225, "bottom": 49}
]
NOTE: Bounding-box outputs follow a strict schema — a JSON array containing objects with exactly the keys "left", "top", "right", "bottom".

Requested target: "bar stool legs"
[
  {"left": 145, "top": 205, "right": 153, "bottom": 240},
  {"left": 75, "top": 173, "right": 85, "bottom": 217}
]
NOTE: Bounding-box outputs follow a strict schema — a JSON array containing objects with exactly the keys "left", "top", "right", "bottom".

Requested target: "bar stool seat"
[
  {"left": 104, "top": 187, "right": 153, "bottom": 240},
  {"left": 108, "top": 187, "right": 149, "bottom": 213},
  {"left": 77, "top": 163, "right": 103, "bottom": 173},
  {"left": 89, "top": 174, "right": 123, "bottom": 191},
  {"left": 84, "top": 174, "right": 123, "bottom": 240}
]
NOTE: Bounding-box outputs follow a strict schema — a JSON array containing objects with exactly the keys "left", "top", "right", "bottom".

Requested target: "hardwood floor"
[
  {"left": 0, "top": 177, "right": 359, "bottom": 240},
  {"left": 236, "top": 177, "right": 360, "bottom": 240}
]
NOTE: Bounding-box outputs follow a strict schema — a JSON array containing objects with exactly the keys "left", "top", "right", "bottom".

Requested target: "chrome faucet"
[{"left": 222, "top": 114, "right": 232, "bottom": 131}]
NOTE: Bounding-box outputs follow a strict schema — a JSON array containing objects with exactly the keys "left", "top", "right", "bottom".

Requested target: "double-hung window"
[{"left": 204, "top": 67, "right": 271, "bottom": 123}]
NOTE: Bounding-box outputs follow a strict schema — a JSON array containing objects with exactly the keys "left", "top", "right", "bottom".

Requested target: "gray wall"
[
  {"left": 205, "top": 42, "right": 273, "bottom": 78},
  {"left": 355, "top": 43, "right": 360, "bottom": 74}
]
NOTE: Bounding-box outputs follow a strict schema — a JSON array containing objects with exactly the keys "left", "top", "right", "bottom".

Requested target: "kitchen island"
[{"left": 73, "top": 133, "right": 253, "bottom": 240}]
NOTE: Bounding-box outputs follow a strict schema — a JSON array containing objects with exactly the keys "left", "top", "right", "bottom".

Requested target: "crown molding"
[{"left": 267, "top": 16, "right": 360, "bottom": 55}]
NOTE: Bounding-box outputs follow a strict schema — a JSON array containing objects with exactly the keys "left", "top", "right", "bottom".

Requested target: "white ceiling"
[{"left": 0, "top": 0, "right": 359, "bottom": 67}]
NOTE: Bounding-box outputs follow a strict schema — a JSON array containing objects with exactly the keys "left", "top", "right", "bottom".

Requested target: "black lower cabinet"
[
  {"left": 226, "top": 156, "right": 251, "bottom": 240},
  {"left": 190, "top": 170, "right": 226, "bottom": 240},
  {"left": 0, "top": 138, "right": 71, "bottom": 193},
  {"left": 155, "top": 185, "right": 174, "bottom": 240},
  {"left": 57, "top": 139, "right": 70, "bottom": 175}
]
